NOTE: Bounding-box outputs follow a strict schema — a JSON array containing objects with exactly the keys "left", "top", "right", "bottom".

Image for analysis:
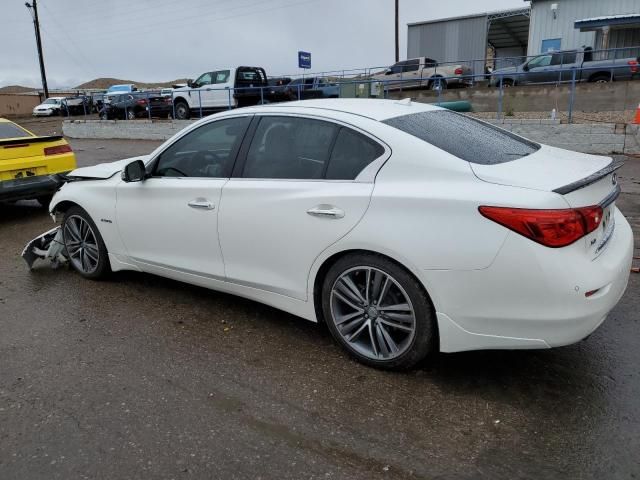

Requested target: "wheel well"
[
  {"left": 588, "top": 71, "right": 614, "bottom": 81},
  {"left": 312, "top": 249, "right": 435, "bottom": 325},
  {"left": 52, "top": 200, "right": 79, "bottom": 217},
  {"left": 173, "top": 96, "right": 188, "bottom": 106}
]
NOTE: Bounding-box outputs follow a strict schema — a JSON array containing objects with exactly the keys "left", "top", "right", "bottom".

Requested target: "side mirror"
[
  {"left": 522, "top": 64, "right": 530, "bottom": 72},
  {"left": 187, "top": 79, "right": 195, "bottom": 88},
  {"left": 384, "top": 69, "right": 393, "bottom": 75},
  {"left": 122, "top": 159, "right": 147, "bottom": 182}
]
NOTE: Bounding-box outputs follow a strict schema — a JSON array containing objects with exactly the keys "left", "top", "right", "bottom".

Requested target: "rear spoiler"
[
  {"left": 0, "top": 135, "right": 63, "bottom": 147},
  {"left": 553, "top": 158, "right": 624, "bottom": 195}
]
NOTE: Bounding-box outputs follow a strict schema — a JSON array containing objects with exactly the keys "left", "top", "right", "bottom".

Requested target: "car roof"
[{"left": 237, "top": 98, "right": 442, "bottom": 122}]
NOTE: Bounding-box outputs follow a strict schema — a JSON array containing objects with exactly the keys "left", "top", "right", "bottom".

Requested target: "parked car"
[
  {"left": 371, "top": 57, "right": 473, "bottom": 90},
  {"left": 265, "top": 77, "right": 292, "bottom": 102},
  {"left": 0, "top": 117, "right": 76, "bottom": 206},
  {"left": 285, "top": 77, "right": 339, "bottom": 100},
  {"left": 100, "top": 92, "right": 172, "bottom": 120},
  {"left": 103, "top": 84, "right": 137, "bottom": 104},
  {"left": 32, "top": 97, "right": 66, "bottom": 116},
  {"left": 63, "top": 96, "right": 92, "bottom": 115},
  {"left": 172, "top": 66, "right": 268, "bottom": 119},
  {"left": 490, "top": 48, "right": 640, "bottom": 86},
  {"left": 41, "top": 99, "right": 632, "bottom": 370}
]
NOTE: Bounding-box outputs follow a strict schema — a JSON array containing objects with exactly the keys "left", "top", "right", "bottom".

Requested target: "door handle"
[
  {"left": 307, "top": 205, "right": 345, "bottom": 219},
  {"left": 188, "top": 199, "right": 215, "bottom": 210}
]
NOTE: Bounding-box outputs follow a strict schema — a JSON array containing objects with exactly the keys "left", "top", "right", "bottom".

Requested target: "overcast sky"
[{"left": 1, "top": 0, "right": 526, "bottom": 88}]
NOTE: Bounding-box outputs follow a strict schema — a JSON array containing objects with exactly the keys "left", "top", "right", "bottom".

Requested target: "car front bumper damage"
[{"left": 22, "top": 226, "right": 68, "bottom": 269}]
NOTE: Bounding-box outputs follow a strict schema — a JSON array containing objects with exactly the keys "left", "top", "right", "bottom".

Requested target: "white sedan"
[
  {"left": 32, "top": 97, "right": 65, "bottom": 116},
  {"left": 47, "top": 99, "right": 633, "bottom": 369}
]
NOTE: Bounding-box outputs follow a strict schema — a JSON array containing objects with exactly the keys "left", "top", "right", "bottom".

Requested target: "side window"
[
  {"left": 326, "top": 128, "right": 385, "bottom": 180},
  {"left": 528, "top": 55, "right": 552, "bottom": 68},
  {"left": 154, "top": 117, "right": 250, "bottom": 178},
  {"left": 403, "top": 60, "right": 420, "bottom": 72},
  {"left": 243, "top": 116, "right": 338, "bottom": 180},
  {"left": 389, "top": 63, "right": 403, "bottom": 74},
  {"left": 563, "top": 51, "right": 577, "bottom": 64},
  {"left": 195, "top": 72, "right": 213, "bottom": 86},
  {"left": 213, "top": 70, "right": 230, "bottom": 84},
  {"left": 423, "top": 58, "right": 436, "bottom": 68}
]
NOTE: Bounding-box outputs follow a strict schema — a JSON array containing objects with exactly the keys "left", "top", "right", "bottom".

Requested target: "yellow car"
[{"left": 0, "top": 118, "right": 76, "bottom": 206}]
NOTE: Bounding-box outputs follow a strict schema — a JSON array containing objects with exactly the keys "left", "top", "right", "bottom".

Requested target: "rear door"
[{"left": 218, "top": 114, "right": 387, "bottom": 300}]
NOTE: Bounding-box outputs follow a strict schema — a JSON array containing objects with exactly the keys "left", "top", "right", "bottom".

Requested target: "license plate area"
[{"left": 588, "top": 204, "right": 615, "bottom": 258}]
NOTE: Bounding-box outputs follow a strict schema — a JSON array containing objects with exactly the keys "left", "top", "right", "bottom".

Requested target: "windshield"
[
  {"left": 43, "top": 99, "right": 59, "bottom": 104},
  {"left": 383, "top": 111, "right": 539, "bottom": 165},
  {"left": 107, "top": 85, "right": 130, "bottom": 93},
  {"left": 0, "top": 122, "right": 32, "bottom": 139}
]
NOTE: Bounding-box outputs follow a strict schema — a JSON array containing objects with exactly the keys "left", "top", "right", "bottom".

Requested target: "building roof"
[
  {"left": 407, "top": 7, "right": 529, "bottom": 27},
  {"left": 575, "top": 13, "right": 640, "bottom": 30}
]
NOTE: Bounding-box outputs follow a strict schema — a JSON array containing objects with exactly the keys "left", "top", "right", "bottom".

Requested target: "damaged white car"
[{"left": 24, "top": 99, "right": 633, "bottom": 370}]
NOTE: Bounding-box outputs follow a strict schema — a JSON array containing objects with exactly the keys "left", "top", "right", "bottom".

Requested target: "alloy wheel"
[
  {"left": 64, "top": 215, "right": 100, "bottom": 274},
  {"left": 330, "top": 267, "right": 417, "bottom": 361}
]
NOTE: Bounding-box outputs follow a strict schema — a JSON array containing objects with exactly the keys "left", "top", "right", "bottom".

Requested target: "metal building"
[
  {"left": 407, "top": 8, "right": 531, "bottom": 75},
  {"left": 528, "top": 0, "right": 640, "bottom": 54}
]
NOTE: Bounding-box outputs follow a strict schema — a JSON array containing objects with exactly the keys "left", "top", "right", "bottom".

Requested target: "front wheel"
[
  {"left": 590, "top": 74, "right": 613, "bottom": 83},
  {"left": 62, "top": 206, "right": 110, "bottom": 279},
  {"left": 321, "top": 253, "right": 437, "bottom": 370},
  {"left": 174, "top": 101, "right": 190, "bottom": 120},
  {"left": 429, "top": 78, "right": 447, "bottom": 90}
]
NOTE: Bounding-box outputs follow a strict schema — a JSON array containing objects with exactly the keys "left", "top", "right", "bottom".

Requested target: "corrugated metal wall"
[
  {"left": 407, "top": 15, "right": 488, "bottom": 75},
  {"left": 528, "top": 0, "right": 640, "bottom": 55}
]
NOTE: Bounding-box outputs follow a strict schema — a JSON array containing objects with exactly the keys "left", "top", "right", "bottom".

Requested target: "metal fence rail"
[{"left": 56, "top": 45, "right": 640, "bottom": 124}]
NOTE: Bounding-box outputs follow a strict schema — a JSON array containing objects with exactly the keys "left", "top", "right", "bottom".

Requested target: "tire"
[
  {"left": 590, "top": 74, "right": 612, "bottom": 83},
  {"left": 126, "top": 109, "right": 136, "bottom": 120},
  {"left": 174, "top": 100, "right": 190, "bottom": 120},
  {"left": 429, "top": 78, "right": 447, "bottom": 90},
  {"left": 36, "top": 194, "right": 53, "bottom": 208},
  {"left": 62, "top": 206, "right": 110, "bottom": 279},
  {"left": 321, "top": 253, "right": 437, "bottom": 370},
  {"left": 501, "top": 79, "right": 514, "bottom": 87}
]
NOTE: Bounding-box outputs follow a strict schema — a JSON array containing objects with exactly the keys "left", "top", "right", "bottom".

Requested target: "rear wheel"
[
  {"left": 126, "top": 109, "right": 136, "bottom": 120},
  {"left": 590, "top": 74, "right": 613, "bottom": 83},
  {"left": 429, "top": 78, "right": 447, "bottom": 90},
  {"left": 174, "top": 100, "right": 190, "bottom": 120},
  {"left": 321, "top": 253, "right": 437, "bottom": 370},
  {"left": 62, "top": 206, "right": 110, "bottom": 279}
]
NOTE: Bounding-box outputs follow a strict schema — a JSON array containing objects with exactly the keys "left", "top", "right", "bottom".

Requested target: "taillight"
[
  {"left": 454, "top": 67, "right": 464, "bottom": 75},
  {"left": 628, "top": 60, "right": 639, "bottom": 73},
  {"left": 136, "top": 99, "right": 147, "bottom": 105},
  {"left": 44, "top": 144, "right": 72, "bottom": 156},
  {"left": 478, "top": 205, "right": 603, "bottom": 248}
]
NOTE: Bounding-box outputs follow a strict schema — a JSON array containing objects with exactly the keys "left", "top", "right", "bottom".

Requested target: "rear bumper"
[
  {"left": 0, "top": 173, "right": 67, "bottom": 202},
  {"left": 426, "top": 208, "right": 634, "bottom": 352}
]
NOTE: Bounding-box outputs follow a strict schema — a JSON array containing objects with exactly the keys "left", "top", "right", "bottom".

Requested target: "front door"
[
  {"left": 116, "top": 116, "right": 251, "bottom": 282},
  {"left": 218, "top": 114, "right": 387, "bottom": 300},
  {"left": 523, "top": 54, "right": 553, "bottom": 84}
]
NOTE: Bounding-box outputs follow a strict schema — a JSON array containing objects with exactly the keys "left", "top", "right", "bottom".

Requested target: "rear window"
[
  {"left": 0, "top": 123, "right": 31, "bottom": 139},
  {"left": 383, "top": 111, "right": 539, "bottom": 165}
]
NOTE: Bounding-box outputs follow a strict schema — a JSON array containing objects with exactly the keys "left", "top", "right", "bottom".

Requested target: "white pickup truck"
[
  {"left": 371, "top": 57, "right": 473, "bottom": 90},
  {"left": 172, "top": 66, "right": 268, "bottom": 119}
]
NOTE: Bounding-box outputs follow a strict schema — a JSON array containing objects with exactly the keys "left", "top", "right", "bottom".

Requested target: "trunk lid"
[{"left": 471, "top": 144, "right": 622, "bottom": 257}]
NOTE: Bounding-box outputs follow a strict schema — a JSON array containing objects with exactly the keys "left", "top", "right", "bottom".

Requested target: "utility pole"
[
  {"left": 25, "top": 0, "right": 49, "bottom": 98},
  {"left": 395, "top": 0, "right": 399, "bottom": 62}
]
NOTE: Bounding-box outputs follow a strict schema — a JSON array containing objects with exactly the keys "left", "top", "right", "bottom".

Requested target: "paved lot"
[{"left": 1, "top": 128, "right": 639, "bottom": 479}]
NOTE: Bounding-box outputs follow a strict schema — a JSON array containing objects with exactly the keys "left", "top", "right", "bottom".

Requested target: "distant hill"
[
  {"left": 0, "top": 85, "right": 38, "bottom": 94},
  {"left": 74, "top": 78, "right": 189, "bottom": 90}
]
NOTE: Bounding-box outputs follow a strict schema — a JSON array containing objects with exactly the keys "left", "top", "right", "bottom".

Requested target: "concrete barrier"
[
  {"left": 388, "top": 81, "right": 640, "bottom": 114},
  {"left": 63, "top": 119, "right": 196, "bottom": 141},
  {"left": 63, "top": 118, "right": 640, "bottom": 156}
]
